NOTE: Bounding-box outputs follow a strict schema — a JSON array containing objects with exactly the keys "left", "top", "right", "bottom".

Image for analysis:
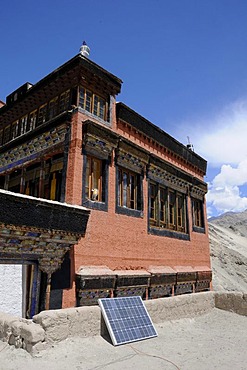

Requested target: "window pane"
[
  {"left": 122, "top": 172, "right": 128, "bottom": 207},
  {"left": 159, "top": 187, "right": 167, "bottom": 226},
  {"left": 3, "top": 126, "right": 10, "bottom": 144},
  {"left": 85, "top": 157, "right": 91, "bottom": 199},
  {"left": 48, "top": 98, "right": 58, "bottom": 119},
  {"left": 193, "top": 199, "right": 203, "bottom": 228},
  {"left": 150, "top": 183, "right": 157, "bottom": 224},
  {"left": 20, "top": 115, "right": 28, "bottom": 135},
  {"left": 85, "top": 90, "right": 92, "bottom": 112},
  {"left": 11, "top": 121, "right": 19, "bottom": 140},
  {"left": 85, "top": 156, "right": 102, "bottom": 202},
  {"left": 29, "top": 111, "right": 37, "bottom": 131},
  {"left": 59, "top": 90, "right": 70, "bottom": 113},
  {"left": 177, "top": 194, "right": 184, "bottom": 230},
  {"left": 118, "top": 168, "right": 139, "bottom": 210},
  {"left": 129, "top": 174, "right": 136, "bottom": 209},
  {"left": 79, "top": 88, "right": 85, "bottom": 109},
  {"left": 99, "top": 98, "right": 105, "bottom": 119},
  {"left": 168, "top": 191, "right": 175, "bottom": 226},
  {"left": 93, "top": 95, "right": 99, "bottom": 116},
  {"left": 92, "top": 158, "right": 101, "bottom": 201},
  {"left": 37, "top": 105, "right": 47, "bottom": 126}
]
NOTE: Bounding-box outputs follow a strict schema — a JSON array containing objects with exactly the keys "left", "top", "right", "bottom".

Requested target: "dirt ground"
[{"left": 0, "top": 308, "right": 246, "bottom": 370}]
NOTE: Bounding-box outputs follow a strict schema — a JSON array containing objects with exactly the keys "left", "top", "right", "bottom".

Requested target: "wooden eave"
[
  {"left": 116, "top": 102, "right": 207, "bottom": 175},
  {"left": 149, "top": 155, "right": 208, "bottom": 192},
  {"left": 0, "top": 190, "right": 90, "bottom": 235},
  {"left": 0, "top": 190, "right": 90, "bottom": 277},
  {"left": 0, "top": 54, "right": 122, "bottom": 129},
  {"left": 0, "top": 66, "right": 79, "bottom": 129},
  {"left": 0, "top": 111, "right": 71, "bottom": 155}
]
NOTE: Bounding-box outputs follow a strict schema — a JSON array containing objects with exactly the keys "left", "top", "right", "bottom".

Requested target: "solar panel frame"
[{"left": 98, "top": 296, "right": 158, "bottom": 346}]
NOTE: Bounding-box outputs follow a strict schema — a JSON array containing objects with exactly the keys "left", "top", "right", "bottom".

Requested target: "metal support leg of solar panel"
[{"left": 98, "top": 296, "right": 158, "bottom": 346}]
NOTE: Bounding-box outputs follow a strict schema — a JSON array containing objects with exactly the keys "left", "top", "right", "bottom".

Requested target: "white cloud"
[
  {"left": 180, "top": 98, "right": 247, "bottom": 216},
  {"left": 206, "top": 159, "right": 247, "bottom": 215},
  {"left": 194, "top": 99, "right": 247, "bottom": 166}
]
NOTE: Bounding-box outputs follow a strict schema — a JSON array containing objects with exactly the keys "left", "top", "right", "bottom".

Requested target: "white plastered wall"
[{"left": 0, "top": 265, "right": 22, "bottom": 317}]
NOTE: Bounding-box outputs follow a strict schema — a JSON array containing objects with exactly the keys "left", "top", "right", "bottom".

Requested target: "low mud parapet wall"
[
  {"left": 214, "top": 292, "right": 247, "bottom": 316},
  {"left": 0, "top": 312, "right": 45, "bottom": 354},
  {"left": 145, "top": 291, "right": 215, "bottom": 323},
  {"left": 0, "top": 291, "right": 246, "bottom": 355}
]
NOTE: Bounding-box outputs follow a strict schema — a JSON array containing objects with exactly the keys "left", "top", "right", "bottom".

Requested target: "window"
[
  {"left": 80, "top": 87, "right": 92, "bottom": 113},
  {"left": 160, "top": 187, "right": 167, "bottom": 227},
  {"left": 3, "top": 125, "right": 10, "bottom": 144},
  {"left": 11, "top": 120, "right": 19, "bottom": 140},
  {"left": 0, "top": 129, "right": 3, "bottom": 146},
  {"left": 150, "top": 183, "right": 158, "bottom": 225},
  {"left": 177, "top": 194, "right": 185, "bottom": 231},
  {"left": 149, "top": 182, "right": 187, "bottom": 234},
  {"left": 48, "top": 97, "right": 58, "bottom": 119},
  {"left": 28, "top": 110, "right": 37, "bottom": 131},
  {"left": 8, "top": 169, "right": 22, "bottom": 193},
  {"left": 118, "top": 168, "right": 139, "bottom": 209},
  {"left": 116, "top": 167, "right": 142, "bottom": 217},
  {"left": 79, "top": 87, "right": 108, "bottom": 121},
  {"left": 93, "top": 95, "right": 106, "bottom": 119},
  {"left": 192, "top": 198, "right": 204, "bottom": 229},
  {"left": 20, "top": 115, "right": 28, "bottom": 135},
  {"left": 150, "top": 183, "right": 168, "bottom": 228},
  {"left": 59, "top": 90, "right": 70, "bottom": 113},
  {"left": 168, "top": 190, "right": 176, "bottom": 229},
  {"left": 83, "top": 154, "right": 108, "bottom": 211},
  {"left": 37, "top": 104, "right": 47, "bottom": 126},
  {"left": 24, "top": 163, "right": 41, "bottom": 197},
  {"left": 85, "top": 156, "right": 104, "bottom": 202}
]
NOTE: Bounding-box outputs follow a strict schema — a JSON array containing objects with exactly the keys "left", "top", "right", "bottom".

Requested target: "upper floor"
[{"left": 0, "top": 47, "right": 208, "bottom": 239}]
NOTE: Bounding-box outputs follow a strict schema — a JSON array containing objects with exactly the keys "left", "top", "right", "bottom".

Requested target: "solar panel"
[{"left": 98, "top": 296, "right": 158, "bottom": 346}]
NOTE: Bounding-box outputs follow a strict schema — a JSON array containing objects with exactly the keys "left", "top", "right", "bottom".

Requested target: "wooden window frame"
[
  {"left": 149, "top": 182, "right": 187, "bottom": 234},
  {"left": 0, "top": 129, "right": 3, "bottom": 146},
  {"left": 118, "top": 168, "right": 139, "bottom": 210},
  {"left": 48, "top": 97, "right": 58, "bottom": 120},
  {"left": 192, "top": 198, "right": 204, "bottom": 230},
  {"left": 20, "top": 115, "right": 28, "bottom": 135},
  {"left": 159, "top": 186, "right": 168, "bottom": 228},
  {"left": 3, "top": 125, "right": 10, "bottom": 144},
  {"left": 82, "top": 154, "right": 108, "bottom": 212},
  {"left": 28, "top": 110, "right": 37, "bottom": 131},
  {"left": 79, "top": 86, "right": 108, "bottom": 121},
  {"left": 168, "top": 190, "right": 176, "bottom": 230},
  {"left": 11, "top": 120, "right": 19, "bottom": 140},
  {"left": 85, "top": 155, "right": 103, "bottom": 202},
  {"left": 37, "top": 104, "right": 47, "bottom": 126},
  {"left": 176, "top": 194, "right": 185, "bottom": 232},
  {"left": 59, "top": 90, "right": 70, "bottom": 113},
  {"left": 150, "top": 183, "right": 158, "bottom": 226}
]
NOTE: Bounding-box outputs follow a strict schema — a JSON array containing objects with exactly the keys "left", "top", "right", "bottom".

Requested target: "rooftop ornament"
[{"left": 79, "top": 41, "right": 90, "bottom": 58}]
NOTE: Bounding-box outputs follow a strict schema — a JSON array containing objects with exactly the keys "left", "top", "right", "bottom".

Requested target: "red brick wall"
[
  {"left": 65, "top": 112, "right": 83, "bottom": 204},
  {"left": 62, "top": 108, "right": 210, "bottom": 308}
]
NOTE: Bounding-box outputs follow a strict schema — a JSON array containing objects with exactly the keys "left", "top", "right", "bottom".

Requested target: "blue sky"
[{"left": 1, "top": 0, "right": 247, "bottom": 217}]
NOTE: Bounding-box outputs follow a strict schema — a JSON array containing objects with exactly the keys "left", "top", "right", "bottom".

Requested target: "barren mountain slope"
[{"left": 209, "top": 211, "right": 247, "bottom": 292}]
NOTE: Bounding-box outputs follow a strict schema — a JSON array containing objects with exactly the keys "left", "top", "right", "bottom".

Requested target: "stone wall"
[{"left": 0, "top": 291, "right": 246, "bottom": 355}]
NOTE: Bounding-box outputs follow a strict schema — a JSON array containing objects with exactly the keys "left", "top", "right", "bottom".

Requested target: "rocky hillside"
[{"left": 209, "top": 210, "right": 247, "bottom": 292}]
